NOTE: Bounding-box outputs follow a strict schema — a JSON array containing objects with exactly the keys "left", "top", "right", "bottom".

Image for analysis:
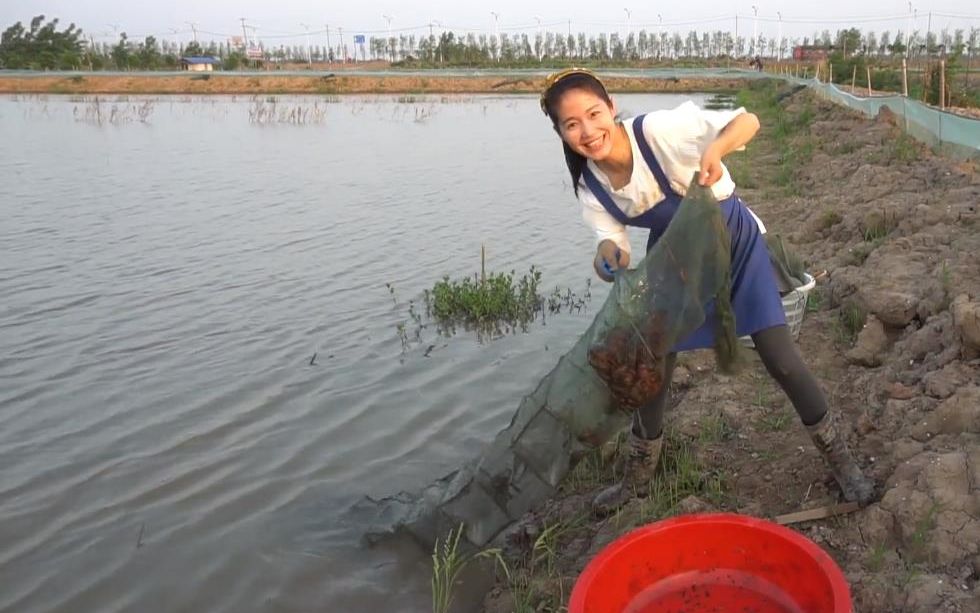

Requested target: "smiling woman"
[{"left": 539, "top": 68, "right": 876, "bottom": 515}]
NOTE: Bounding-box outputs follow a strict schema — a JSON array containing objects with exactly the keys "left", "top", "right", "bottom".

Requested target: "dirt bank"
[
  {"left": 0, "top": 73, "right": 747, "bottom": 96},
  {"left": 481, "top": 82, "right": 980, "bottom": 612}
]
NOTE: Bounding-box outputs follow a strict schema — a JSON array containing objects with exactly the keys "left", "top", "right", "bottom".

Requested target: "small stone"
[
  {"left": 846, "top": 315, "right": 890, "bottom": 367},
  {"left": 675, "top": 495, "right": 715, "bottom": 515},
  {"left": 923, "top": 362, "right": 976, "bottom": 400},
  {"left": 856, "top": 412, "right": 876, "bottom": 435},
  {"left": 911, "top": 386, "right": 980, "bottom": 440},
  {"left": 672, "top": 365, "right": 693, "bottom": 388},
  {"left": 952, "top": 295, "right": 980, "bottom": 351},
  {"left": 887, "top": 382, "right": 917, "bottom": 400}
]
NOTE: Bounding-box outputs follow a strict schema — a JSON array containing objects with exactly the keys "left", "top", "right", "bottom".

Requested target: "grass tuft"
[
  {"left": 757, "top": 411, "right": 792, "bottom": 432},
  {"left": 698, "top": 412, "right": 735, "bottom": 443},
  {"left": 891, "top": 133, "right": 920, "bottom": 163},
  {"left": 817, "top": 210, "right": 843, "bottom": 231},
  {"left": 834, "top": 302, "right": 866, "bottom": 344},
  {"left": 431, "top": 523, "right": 470, "bottom": 613},
  {"left": 638, "top": 432, "right": 729, "bottom": 519},
  {"left": 805, "top": 287, "right": 825, "bottom": 313}
]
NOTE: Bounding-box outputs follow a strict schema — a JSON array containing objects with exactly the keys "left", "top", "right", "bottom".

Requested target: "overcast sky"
[{"left": 3, "top": 1, "right": 978, "bottom": 44}]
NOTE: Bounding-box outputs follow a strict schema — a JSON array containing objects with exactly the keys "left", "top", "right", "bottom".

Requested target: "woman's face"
[{"left": 554, "top": 89, "right": 618, "bottom": 161}]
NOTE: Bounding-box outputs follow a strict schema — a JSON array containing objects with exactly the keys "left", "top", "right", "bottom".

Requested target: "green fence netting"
[{"left": 782, "top": 75, "right": 979, "bottom": 160}]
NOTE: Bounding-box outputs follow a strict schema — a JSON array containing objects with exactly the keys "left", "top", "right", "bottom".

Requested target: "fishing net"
[
  {"left": 765, "top": 234, "right": 807, "bottom": 294},
  {"left": 359, "top": 175, "right": 738, "bottom": 550}
]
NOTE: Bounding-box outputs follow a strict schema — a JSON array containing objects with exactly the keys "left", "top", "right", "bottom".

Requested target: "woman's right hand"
[{"left": 594, "top": 240, "right": 630, "bottom": 282}]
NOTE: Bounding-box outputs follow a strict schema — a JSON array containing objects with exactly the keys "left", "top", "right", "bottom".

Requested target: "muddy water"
[{"left": 0, "top": 92, "right": 706, "bottom": 613}]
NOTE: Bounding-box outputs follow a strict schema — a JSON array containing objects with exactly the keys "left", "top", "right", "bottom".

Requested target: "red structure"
[{"left": 793, "top": 45, "right": 831, "bottom": 61}]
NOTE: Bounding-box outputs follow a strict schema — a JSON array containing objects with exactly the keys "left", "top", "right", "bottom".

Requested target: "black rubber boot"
[{"left": 805, "top": 410, "right": 875, "bottom": 505}]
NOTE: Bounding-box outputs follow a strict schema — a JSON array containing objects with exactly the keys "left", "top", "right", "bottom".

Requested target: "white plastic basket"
[
  {"left": 740, "top": 272, "right": 816, "bottom": 348},
  {"left": 782, "top": 273, "right": 817, "bottom": 339}
]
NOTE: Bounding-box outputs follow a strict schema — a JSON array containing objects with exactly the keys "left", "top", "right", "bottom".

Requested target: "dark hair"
[{"left": 541, "top": 73, "right": 613, "bottom": 196}]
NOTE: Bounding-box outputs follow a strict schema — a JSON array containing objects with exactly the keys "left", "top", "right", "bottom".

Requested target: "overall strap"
[
  {"left": 631, "top": 114, "right": 681, "bottom": 200},
  {"left": 582, "top": 166, "right": 631, "bottom": 225}
]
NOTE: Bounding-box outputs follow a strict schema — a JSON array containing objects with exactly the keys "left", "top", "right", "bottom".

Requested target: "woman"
[{"left": 539, "top": 68, "right": 874, "bottom": 513}]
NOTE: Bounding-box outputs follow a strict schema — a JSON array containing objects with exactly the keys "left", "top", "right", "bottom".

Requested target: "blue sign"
[{"left": 354, "top": 35, "right": 365, "bottom": 44}]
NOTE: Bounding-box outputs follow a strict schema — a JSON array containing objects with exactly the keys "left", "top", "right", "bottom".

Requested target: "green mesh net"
[{"left": 361, "top": 175, "right": 738, "bottom": 549}]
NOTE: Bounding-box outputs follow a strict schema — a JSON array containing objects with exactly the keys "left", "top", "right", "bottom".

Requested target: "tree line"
[
  {"left": 373, "top": 27, "right": 980, "bottom": 66},
  {"left": 0, "top": 15, "right": 251, "bottom": 70},
  {"left": 2, "top": 14, "right": 979, "bottom": 71}
]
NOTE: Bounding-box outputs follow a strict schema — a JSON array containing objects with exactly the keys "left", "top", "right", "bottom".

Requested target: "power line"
[
  {"left": 88, "top": 11, "right": 980, "bottom": 45},
  {"left": 752, "top": 14, "right": 915, "bottom": 25}
]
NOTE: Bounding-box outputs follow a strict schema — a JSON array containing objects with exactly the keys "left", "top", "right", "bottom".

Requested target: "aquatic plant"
[
  {"left": 72, "top": 96, "right": 154, "bottom": 125},
  {"left": 247, "top": 99, "right": 328, "bottom": 125},
  {"left": 390, "top": 251, "right": 590, "bottom": 348},
  {"left": 431, "top": 523, "right": 469, "bottom": 613},
  {"left": 428, "top": 266, "right": 543, "bottom": 328}
]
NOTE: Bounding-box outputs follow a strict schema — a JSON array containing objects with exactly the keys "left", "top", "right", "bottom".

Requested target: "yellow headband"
[{"left": 539, "top": 68, "right": 605, "bottom": 114}]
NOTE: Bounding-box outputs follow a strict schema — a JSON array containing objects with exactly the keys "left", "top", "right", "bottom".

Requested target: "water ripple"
[{"left": 0, "top": 91, "right": 703, "bottom": 613}]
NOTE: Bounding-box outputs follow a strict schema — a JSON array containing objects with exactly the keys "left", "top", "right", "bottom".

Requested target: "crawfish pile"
[{"left": 587, "top": 310, "right": 671, "bottom": 411}]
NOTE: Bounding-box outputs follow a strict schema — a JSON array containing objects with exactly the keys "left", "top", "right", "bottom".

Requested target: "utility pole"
[
  {"left": 624, "top": 8, "right": 631, "bottom": 42},
  {"left": 324, "top": 25, "right": 332, "bottom": 62},
  {"left": 534, "top": 16, "right": 543, "bottom": 60},
  {"left": 658, "top": 14, "right": 664, "bottom": 60},
  {"left": 383, "top": 14, "right": 393, "bottom": 61},
  {"left": 776, "top": 12, "right": 782, "bottom": 60},
  {"left": 428, "top": 21, "right": 435, "bottom": 63},
  {"left": 927, "top": 11, "right": 932, "bottom": 56},
  {"left": 338, "top": 26, "right": 345, "bottom": 62},
  {"left": 734, "top": 14, "right": 739, "bottom": 58},
  {"left": 906, "top": 2, "right": 914, "bottom": 58},
  {"left": 751, "top": 5, "right": 759, "bottom": 57},
  {"left": 240, "top": 18, "right": 248, "bottom": 47},
  {"left": 168, "top": 27, "right": 179, "bottom": 54},
  {"left": 491, "top": 11, "right": 500, "bottom": 61},
  {"left": 300, "top": 23, "right": 312, "bottom": 65},
  {"left": 432, "top": 20, "right": 442, "bottom": 63},
  {"left": 568, "top": 19, "right": 573, "bottom": 59}
]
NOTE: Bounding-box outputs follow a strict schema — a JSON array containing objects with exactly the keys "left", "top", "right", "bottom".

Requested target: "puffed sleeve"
[{"left": 650, "top": 101, "right": 748, "bottom": 166}]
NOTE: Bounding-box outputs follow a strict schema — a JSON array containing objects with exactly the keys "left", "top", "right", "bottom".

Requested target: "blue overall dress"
[{"left": 582, "top": 114, "right": 786, "bottom": 352}]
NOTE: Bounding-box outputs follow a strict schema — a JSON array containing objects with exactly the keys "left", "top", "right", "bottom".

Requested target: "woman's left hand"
[{"left": 698, "top": 145, "right": 724, "bottom": 187}]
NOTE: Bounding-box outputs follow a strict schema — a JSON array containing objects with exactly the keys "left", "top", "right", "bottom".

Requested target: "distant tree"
[
  {"left": 137, "top": 35, "right": 160, "bottom": 69},
  {"left": 835, "top": 28, "right": 862, "bottom": 56},
  {"left": 223, "top": 51, "right": 245, "bottom": 70},
  {"left": 880, "top": 31, "right": 892, "bottom": 56},
  {"left": 111, "top": 32, "right": 131, "bottom": 69},
  {"left": 0, "top": 14, "right": 85, "bottom": 69},
  {"left": 889, "top": 32, "right": 907, "bottom": 56},
  {"left": 952, "top": 29, "right": 965, "bottom": 56},
  {"left": 865, "top": 31, "right": 878, "bottom": 57},
  {"left": 610, "top": 33, "right": 623, "bottom": 60},
  {"left": 183, "top": 40, "right": 203, "bottom": 56}
]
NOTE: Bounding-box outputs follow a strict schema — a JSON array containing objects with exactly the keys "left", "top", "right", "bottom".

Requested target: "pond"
[{"left": 0, "top": 91, "right": 707, "bottom": 612}]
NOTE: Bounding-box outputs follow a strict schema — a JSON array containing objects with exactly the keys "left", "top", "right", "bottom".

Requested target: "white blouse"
[{"left": 578, "top": 101, "right": 765, "bottom": 254}]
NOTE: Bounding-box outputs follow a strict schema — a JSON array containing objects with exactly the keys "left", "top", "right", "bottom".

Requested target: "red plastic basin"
[{"left": 569, "top": 513, "right": 851, "bottom": 613}]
